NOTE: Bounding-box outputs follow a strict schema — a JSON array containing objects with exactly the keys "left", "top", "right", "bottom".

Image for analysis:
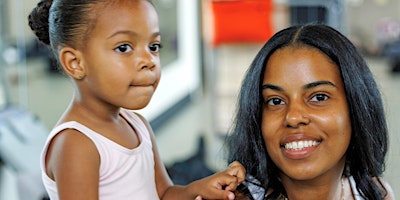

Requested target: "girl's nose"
[{"left": 137, "top": 49, "right": 156, "bottom": 70}]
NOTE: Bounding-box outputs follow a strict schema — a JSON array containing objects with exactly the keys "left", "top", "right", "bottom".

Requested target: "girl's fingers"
[
  {"left": 227, "top": 161, "right": 246, "bottom": 183},
  {"left": 215, "top": 173, "right": 239, "bottom": 191}
]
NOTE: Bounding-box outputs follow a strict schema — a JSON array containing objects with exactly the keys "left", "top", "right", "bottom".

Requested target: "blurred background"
[{"left": 0, "top": 0, "right": 399, "bottom": 199}]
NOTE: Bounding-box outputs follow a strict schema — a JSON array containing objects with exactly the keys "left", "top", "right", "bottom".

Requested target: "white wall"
[
  {"left": 346, "top": 0, "right": 400, "bottom": 54},
  {"left": 138, "top": 0, "right": 202, "bottom": 121}
]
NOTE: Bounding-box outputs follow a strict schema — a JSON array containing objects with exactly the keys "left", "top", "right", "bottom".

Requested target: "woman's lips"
[{"left": 281, "top": 135, "right": 321, "bottom": 160}]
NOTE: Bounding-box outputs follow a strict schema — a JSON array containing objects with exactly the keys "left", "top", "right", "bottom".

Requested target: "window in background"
[
  {"left": 290, "top": 6, "right": 327, "bottom": 25},
  {"left": 153, "top": 0, "right": 178, "bottom": 67}
]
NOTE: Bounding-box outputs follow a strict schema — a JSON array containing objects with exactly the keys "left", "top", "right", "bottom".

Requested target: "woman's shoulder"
[
  {"left": 235, "top": 176, "right": 266, "bottom": 200},
  {"left": 235, "top": 180, "right": 286, "bottom": 200},
  {"left": 349, "top": 176, "right": 395, "bottom": 200},
  {"left": 373, "top": 177, "right": 395, "bottom": 200}
]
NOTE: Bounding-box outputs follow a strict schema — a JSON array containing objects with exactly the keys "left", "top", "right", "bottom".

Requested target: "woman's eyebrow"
[
  {"left": 262, "top": 84, "right": 283, "bottom": 91},
  {"left": 303, "top": 81, "right": 336, "bottom": 90},
  {"left": 261, "top": 81, "right": 336, "bottom": 91}
]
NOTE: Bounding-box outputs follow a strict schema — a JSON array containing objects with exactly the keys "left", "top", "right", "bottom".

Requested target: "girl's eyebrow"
[
  {"left": 261, "top": 81, "right": 337, "bottom": 91},
  {"left": 107, "top": 30, "right": 160, "bottom": 39},
  {"left": 107, "top": 30, "right": 138, "bottom": 39}
]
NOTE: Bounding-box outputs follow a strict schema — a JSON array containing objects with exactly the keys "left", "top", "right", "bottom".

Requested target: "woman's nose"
[{"left": 285, "top": 101, "right": 310, "bottom": 128}]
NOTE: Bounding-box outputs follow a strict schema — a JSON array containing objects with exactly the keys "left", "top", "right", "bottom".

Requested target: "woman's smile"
[
  {"left": 280, "top": 134, "right": 322, "bottom": 160},
  {"left": 282, "top": 140, "right": 321, "bottom": 160}
]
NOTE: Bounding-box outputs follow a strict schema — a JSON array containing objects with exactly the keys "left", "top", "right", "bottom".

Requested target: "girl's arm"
[
  {"left": 46, "top": 129, "right": 100, "bottom": 200},
  {"left": 137, "top": 114, "right": 245, "bottom": 200}
]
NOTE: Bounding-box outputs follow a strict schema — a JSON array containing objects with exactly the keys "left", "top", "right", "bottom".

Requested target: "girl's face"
[
  {"left": 261, "top": 46, "right": 351, "bottom": 182},
  {"left": 79, "top": 0, "right": 161, "bottom": 110}
]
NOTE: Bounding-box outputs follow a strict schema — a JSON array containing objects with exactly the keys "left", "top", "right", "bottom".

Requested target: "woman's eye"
[
  {"left": 115, "top": 44, "right": 132, "bottom": 53},
  {"left": 149, "top": 43, "right": 162, "bottom": 52},
  {"left": 311, "top": 94, "right": 329, "bottom": 102},
  {"left": 267, "top": 98, "right": 285, "bottom": 106}
]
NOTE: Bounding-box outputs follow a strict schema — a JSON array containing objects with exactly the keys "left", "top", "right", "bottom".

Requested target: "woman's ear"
[{"left": 59, "top": 47, "right": 86, "bottom": 80}]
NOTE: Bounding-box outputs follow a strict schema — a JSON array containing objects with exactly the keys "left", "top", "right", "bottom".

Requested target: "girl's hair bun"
[{"left": 28, "top": 0, "right": 53, "bottom": 45}]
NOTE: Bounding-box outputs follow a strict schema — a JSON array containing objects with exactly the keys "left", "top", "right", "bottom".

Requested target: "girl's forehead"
[
  {"left": 91, "top": 0, "right": 153, "bottom": 16},
  {"left": 89, "top": 0, "right": 158, "bottom": 35}
]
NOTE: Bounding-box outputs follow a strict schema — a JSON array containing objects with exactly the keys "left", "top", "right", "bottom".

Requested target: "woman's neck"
[{"left": 281, "top": 176, "right": 344, "bottom": 200}]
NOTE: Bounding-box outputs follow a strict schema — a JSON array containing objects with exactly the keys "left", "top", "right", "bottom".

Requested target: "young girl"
[
  {"left": 28, "top": 0, "right": 245, "bottom": 199},
  {"left": 226, "top": 24, "right": 395, "bottom": 200}
]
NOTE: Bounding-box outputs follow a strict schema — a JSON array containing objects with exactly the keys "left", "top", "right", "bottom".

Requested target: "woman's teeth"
[{"left": 284, "top": 140, "right": 319, "bottom": 150}]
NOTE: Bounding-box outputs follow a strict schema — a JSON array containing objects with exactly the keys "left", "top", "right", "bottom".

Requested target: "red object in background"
[{"left": 211, "top": 0, "right": 274, "bottom": 46}]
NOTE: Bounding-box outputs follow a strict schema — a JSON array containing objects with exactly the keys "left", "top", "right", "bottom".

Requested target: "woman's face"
[{"left": 261, "top": 46, "right": 351, "bottom": 182}]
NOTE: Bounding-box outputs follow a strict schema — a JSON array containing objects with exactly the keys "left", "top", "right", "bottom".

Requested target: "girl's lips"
[
  {"left": 129, "top": 81, "right": 155, "bottom": 87},
  {"left": 130, "top": 84, "right": 153, "bottom": 87}
]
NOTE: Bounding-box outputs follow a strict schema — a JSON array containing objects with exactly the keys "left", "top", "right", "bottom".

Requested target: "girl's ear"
[{"left": 59, "top": 47, "right": 86, "bottom": 80}]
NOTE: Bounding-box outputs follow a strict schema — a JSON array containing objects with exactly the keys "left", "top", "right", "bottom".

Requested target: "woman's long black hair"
[{"left": 226, "top": 24, "right": 388, "bottom": 199}]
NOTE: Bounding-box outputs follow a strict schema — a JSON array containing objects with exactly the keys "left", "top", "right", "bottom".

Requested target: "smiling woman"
[
  {"left": 225, "top": 24, "right": 395, "bottom": 200},
  {"left": 262, "top": 46, "right": 351, "bottom": 183}
]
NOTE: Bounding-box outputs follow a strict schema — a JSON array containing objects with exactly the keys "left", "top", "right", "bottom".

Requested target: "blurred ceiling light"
[
  {"left": 374, "top": 0, "right": 388, "bottom": 6},
  {"left": 347, "top": 0, "right": 388, "bottom": 7},
  {"left": 347, "top": 0, "right": 364, "bottom": 7}
]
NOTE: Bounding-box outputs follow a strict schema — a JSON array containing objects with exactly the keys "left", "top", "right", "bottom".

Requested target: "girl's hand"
[{"left": 191, "top": 161, "right": 246, "bottom": 200}]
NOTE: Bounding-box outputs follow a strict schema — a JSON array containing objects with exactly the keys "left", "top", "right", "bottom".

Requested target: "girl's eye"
[
  {"left": 311, "top": 94, "right": 329, "bottom": 102},
  {"left": 115, "top": 44, "right": 132, "bottom": 53},
  {"left": 267, "top": 98, "right": 285, "bottom": 106},
  {"left": 149, "top": 43, "right": 162, "bottom": 52}
]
